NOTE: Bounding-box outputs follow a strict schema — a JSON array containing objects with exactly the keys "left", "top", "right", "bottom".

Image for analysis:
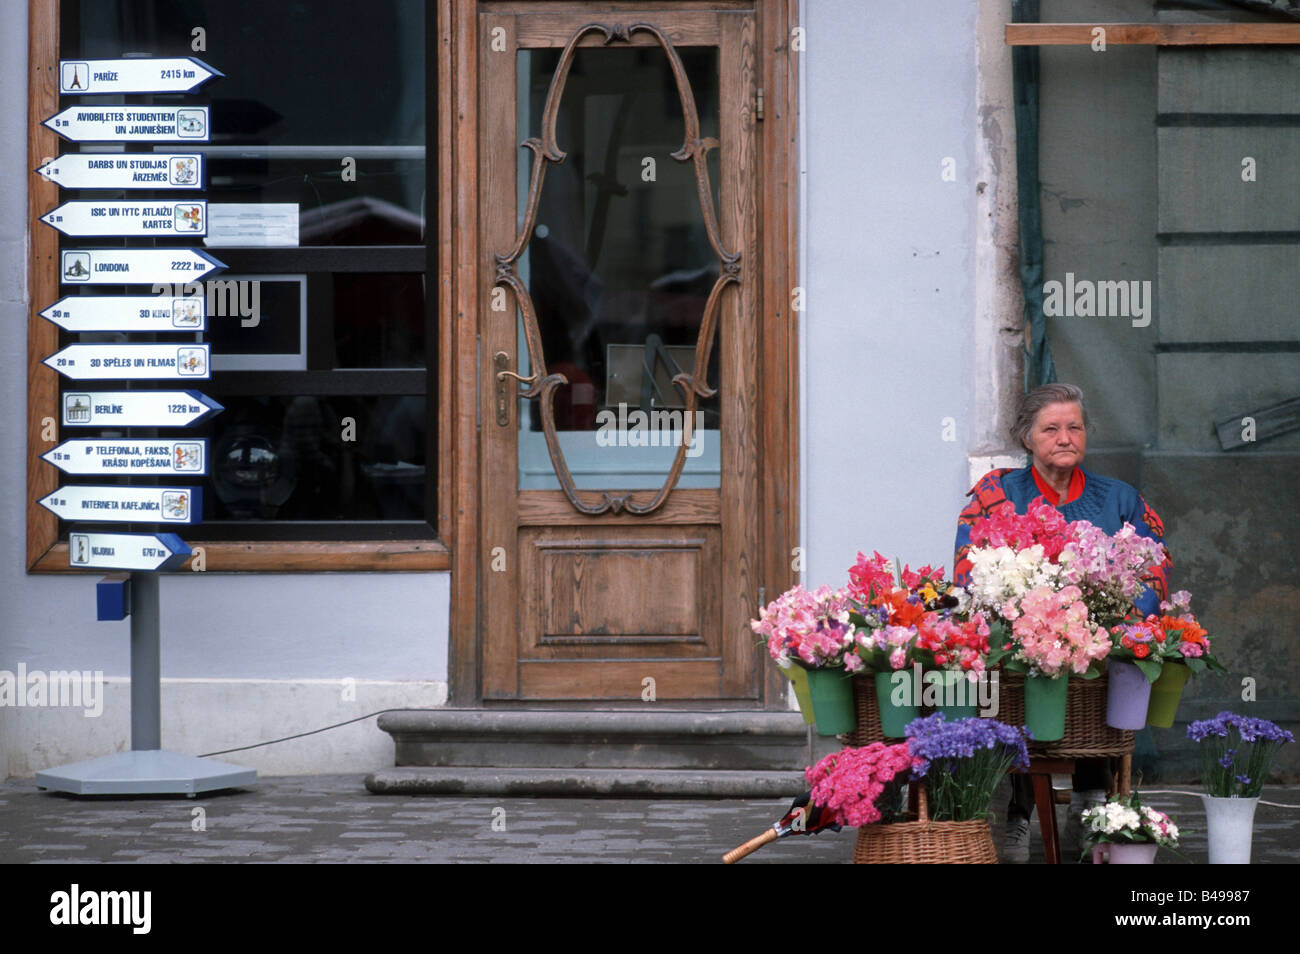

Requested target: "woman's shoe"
[{"left": 1003, "top": 815, "right": 1031, "bottom": 863}]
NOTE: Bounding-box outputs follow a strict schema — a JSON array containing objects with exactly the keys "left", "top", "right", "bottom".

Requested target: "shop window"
[{"left": 30, "top": 0, "right": 440, "bottom": 568}]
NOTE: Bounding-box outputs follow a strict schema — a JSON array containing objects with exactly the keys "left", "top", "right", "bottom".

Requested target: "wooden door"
[{"left": 479, "top": 6, "right": 761, "bottom": 701}]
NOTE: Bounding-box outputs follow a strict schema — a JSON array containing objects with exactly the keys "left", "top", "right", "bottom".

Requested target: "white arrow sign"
[
  {"left": 60, "top": 248, "right": 224, "bottom": 285},
  {"left": 41, "top": 486, "right": 203, "bottom": 524},
  {"left": 43, "top": 439, "right": 207, "bottom": 476},
  {"left": 42, "top": 295, "right": 206, "bottom": 332},
  {"left": 44, "top": 105, "right": 210, "bottom": 142},
  {"left": 41, "top": 200, "right": 207, "bottom": 237},
  {"left": 59, "top": 58, "right": 222, "bottom": 95},
  {"left": 45, "top": 344, "right": 210, "bottom": 380},
  {"left": 36, "top": 153, "right": 204, "bottom": 190},
  {"left": 68, "top": 531, "right": 192, "bottom": 572},
  {"left": 60, "top": 390, "right": 223, "bottom": 427}
]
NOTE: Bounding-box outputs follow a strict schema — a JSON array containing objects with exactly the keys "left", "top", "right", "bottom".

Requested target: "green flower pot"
[
  {"left": 932, "top": 669, "right": 979, "bottom": 722},
  {"left": 1146, "top": 662, "right": 1192, "bottom": 728},
  {"left": 1024, "top": 673, "right": 1069, "bottom": 741},
  {"left": 874, "top": 671, "right": 919, "bottom": 737},
  {"left": 805, "top": 667, "right": 856, "bottom": 736},
  {"left": 779, "top": 664, "right": 816, "bottom": 724}
]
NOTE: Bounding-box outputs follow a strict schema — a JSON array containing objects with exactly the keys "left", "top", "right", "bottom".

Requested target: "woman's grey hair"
[{"left": 1010, "top": 383, "right": 1090, "bottom": 450}]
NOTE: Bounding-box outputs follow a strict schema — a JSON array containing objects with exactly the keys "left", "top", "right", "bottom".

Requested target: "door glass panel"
[{"left": 515, "top": 45, "right": 722, "bottom": 490}]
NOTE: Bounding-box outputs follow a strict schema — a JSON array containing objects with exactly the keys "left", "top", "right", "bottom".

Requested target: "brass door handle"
[{"left": 493, "top": 351, "right": 536, "bottom": 426}]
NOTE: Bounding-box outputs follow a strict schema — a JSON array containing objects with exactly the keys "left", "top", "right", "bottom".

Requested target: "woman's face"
[{"left": 1026, "top": 401, "right": 1087, "bottom": 473}]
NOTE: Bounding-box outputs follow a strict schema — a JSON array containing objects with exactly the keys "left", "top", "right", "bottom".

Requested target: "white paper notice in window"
[{"left": 203, "top": 203, "right": 300, "bottom": 247}]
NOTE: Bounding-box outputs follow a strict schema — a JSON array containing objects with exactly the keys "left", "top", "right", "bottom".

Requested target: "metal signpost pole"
[{"left": 130, "top": 570, "right": 161, "bottom": 751}]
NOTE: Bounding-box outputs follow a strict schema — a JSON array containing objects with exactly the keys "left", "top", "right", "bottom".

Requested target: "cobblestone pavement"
[{"left": 1, "top": 774, "right": 1296, "bottom": 864}]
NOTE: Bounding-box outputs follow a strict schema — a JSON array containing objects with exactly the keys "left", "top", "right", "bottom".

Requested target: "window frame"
[{"left": 25, "top": 0, "right": 451, "bottom": 572}]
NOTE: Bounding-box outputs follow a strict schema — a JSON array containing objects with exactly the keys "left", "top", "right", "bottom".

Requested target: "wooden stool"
[{"left": 1019, "top": 753, "right": 1133, "bottom": 864}]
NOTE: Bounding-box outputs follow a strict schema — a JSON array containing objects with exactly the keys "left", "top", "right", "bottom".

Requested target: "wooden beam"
[
  {"left": 31, "top": 540, "right": 451, "bottom": 573},
  {"left": 1006, "top": 22, "right": 1300, "bottom": 46},
  {"left": 759, "top": 0, "right": 800, "bottom": 709},
  {"left": 27, "top": 0, "right": 59, "bottom": 570},
  {"left": 446, "top": 0, "right": 481, "bottom": 705}
]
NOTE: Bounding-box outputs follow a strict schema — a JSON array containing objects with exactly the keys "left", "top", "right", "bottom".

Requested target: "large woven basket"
[
  {"left": 852, "top": 784, "right": 998, "bottom": 864},
  {"left": 847, "top": 671, "right": 1134, "bottom": 759},
  {"left": 997, "top": 672, "right": 1134, "bottom": 758},
  {"left": 846, "top": 675, "right": 898, "bottom": 746}
]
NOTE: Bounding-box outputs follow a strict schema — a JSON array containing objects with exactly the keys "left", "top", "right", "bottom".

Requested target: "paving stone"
[{"left": 0, "top": 773, "right": 1296, "bottom": 864}]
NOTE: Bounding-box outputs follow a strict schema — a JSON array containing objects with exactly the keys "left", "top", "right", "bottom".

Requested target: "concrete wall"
[
  {"left": 801, "top": 0, "right": 1021, "bottom": 594},
  {"left": 0, "top": 1, "right": 449, "bottom": 779}
]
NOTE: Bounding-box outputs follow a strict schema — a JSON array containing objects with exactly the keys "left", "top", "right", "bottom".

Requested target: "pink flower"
[{"left": 1005, "top": 584, "right": 1111, "bottom": 678}]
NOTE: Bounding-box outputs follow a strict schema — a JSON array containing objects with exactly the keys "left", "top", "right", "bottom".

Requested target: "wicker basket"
[
  {"left": 997, "top": 671, "right": 1134, "bottom": 758},
  {"left": 846, "top": 675, "right": 894, "bottom": 746},
  {"left": 847, "top": 670, "right": 1134, "bottom": 759},
  {"left": 852, "top": 784, "right": 998, "bottom": 864}
]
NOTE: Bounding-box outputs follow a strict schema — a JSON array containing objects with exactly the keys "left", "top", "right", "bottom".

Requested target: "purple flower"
[
  {"left": 1217, "top": 753, "right": 1234, "bottom": 769},
  {"left": 1236, "top": 775, "right": 1251, "bottom": 786},
  {"left": 904, "top": 711, "right": 1031, "bottom": 775},
  {"left": 1187, "top": 712, "right": 1295, "bottom": 746}
]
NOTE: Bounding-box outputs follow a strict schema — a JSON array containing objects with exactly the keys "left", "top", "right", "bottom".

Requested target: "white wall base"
[
  {"left": 2, "top": 678, "right": 447, "bottom": 779},
  {"left": 967, "top": 453, "right": 1026, "bottom": 489}
]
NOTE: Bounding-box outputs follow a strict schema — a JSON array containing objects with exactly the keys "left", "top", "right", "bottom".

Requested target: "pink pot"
[{"left": 1091, "top": 842, "right": 1158, "bottom": 865}]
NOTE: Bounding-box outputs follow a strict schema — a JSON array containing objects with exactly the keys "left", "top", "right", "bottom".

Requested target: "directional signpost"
[
  {"left": 36, "top": 153, "right": 204, "bottom": 190},
  {"left": 60, "top": 248, "right": 224, "bottom": 284},
  {"left": 45, "top": 343, "right": 210, "bottom": 380},
  {"left": 41, "top": 486, "right": 203, "bottom": 524},
  {"left": 43, "top": 295, "right": 206, "bottom": 332},
  {"left": 60, "top": 390, "right": 222, "bottom": 428},
  {"left": 44, "top": 105, "right": 211, "bottom": 142},
  {"left": 41, "top": 200, "right": 207, "bottom": 237},
  {"left": 43, "top": 438, "right": 207, "bottom": 476},
  {"left": 67, "top": 531, "right": 192, "bottom": 571},
  {"left": 35, "top": 53, "right": 255, "bottom": 797},
  {"left": 59, "top": 58, "right": 223, "bottom": 95}
]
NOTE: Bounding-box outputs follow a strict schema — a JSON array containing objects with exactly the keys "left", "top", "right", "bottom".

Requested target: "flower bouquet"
[
  {"left": 964, "top": 500, "right": 1168, "bottom": 739},
  {"left": 1081, "top": 791, "right": 1181, "bottom": 864},
  {"left": 905, "top": 712, "right": 1030, "bottom": 821},
  {"left": 752, "top": 584, "right": 858, "bottom": 734},
  {"left": 847, "top": 552, "right": 993, "bottom": 730},
  {"left": 1139, "top": 591, "right": 1227, "bottom": 728},
  {"left": 995, "top": 583, "right": 1111, "bottom": 740},
  {"left": 805, "top": 741, "right": 918, "bottom": 827},
  {"left": 1187, "top": 711, "right": 1293, "bottom": 864}
]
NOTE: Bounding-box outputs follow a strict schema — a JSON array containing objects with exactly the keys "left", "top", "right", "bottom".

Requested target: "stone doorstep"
[
  {"left": 377, "top": 709, "right": 810, "bottom": 738},
  {"left": 364, "top": 766, "right": 808, "bottom": 798},
  {"left": 373, "top": 709, "right": 819, "bottom": 780}
]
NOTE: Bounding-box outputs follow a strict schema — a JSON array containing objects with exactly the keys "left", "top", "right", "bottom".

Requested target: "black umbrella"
[{"left": 722, "top": 791, "right": 841, "bottom": 864}]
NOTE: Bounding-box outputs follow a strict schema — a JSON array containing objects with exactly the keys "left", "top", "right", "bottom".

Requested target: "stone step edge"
[
  {"left": 365, "top": 766, "right": 807, "bottom": 798},
  {"left": 376, "top": 709, "right": 809, "bottom": 739}
]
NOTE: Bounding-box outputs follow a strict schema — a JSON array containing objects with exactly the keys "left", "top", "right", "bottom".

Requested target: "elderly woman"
[{"left": 953, "top": 383, "right": 1171, "bottom": 862}]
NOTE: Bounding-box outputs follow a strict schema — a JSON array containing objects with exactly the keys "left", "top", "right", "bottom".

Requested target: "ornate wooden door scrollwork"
[{"left": 493, "top": 21, "right": 739, "bottom": 516}]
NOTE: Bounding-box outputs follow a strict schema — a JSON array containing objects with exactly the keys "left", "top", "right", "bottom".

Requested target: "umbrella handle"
[{"left": 722, "top": 827, "right": 779, "bottom": 864}]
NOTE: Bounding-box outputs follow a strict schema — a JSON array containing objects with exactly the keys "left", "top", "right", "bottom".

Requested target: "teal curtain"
[{"left": 1011, "top": 0, "right": 1054, "bottom": 391}]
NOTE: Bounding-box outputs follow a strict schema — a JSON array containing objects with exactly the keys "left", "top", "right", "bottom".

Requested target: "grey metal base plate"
[{"left": 35, "top": 750, "right": 257, "bottom": 796}]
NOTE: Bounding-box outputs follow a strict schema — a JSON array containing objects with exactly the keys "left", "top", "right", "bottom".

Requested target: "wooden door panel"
[
  {"left": 517, "top": 488, "right": 721, "bottom": 526},
  {"left": 519, "top": 525, "right": 721, "bottom": 659},
  {"left": 519, "top": 659, "right": 723, "bottom": 700}
]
